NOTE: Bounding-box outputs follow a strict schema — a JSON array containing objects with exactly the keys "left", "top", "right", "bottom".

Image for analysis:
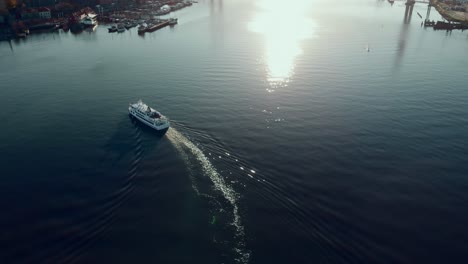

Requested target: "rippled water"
[{"left": 1, "top": 0, "right": 468, "bottom": 263}]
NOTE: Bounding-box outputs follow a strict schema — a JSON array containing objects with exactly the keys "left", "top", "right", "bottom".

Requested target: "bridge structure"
[
  {"left": 398, "top": 0, "right": 434, "bottom": 24},
  {"left": 393, "top": 0, "right": 429, "bottom": 3},
  {"left": 403, "top": 0, "right": 416, "bottom": 24},
  {"left": 425, "top": 1, "right": 433, "bottom": 21}
]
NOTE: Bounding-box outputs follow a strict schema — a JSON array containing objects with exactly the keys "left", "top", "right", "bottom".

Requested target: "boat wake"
[{"left": 167, "top": 128, "right": 250, "bottom": 264}]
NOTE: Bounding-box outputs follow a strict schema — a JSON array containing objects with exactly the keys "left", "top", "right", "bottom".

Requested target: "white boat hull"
[{"left": 128, "top": 107, "right": 170, "bottom": 131}]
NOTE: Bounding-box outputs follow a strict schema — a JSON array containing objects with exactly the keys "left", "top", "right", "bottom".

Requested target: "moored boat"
[
  {"left": 138, "top": 25, "right": 147, "bottom": 34},
  {"left": 146, "top": 20, "right": 170, "bottom": 32},
  {"left": 117, "top": 23, "right": 125, "bottom": 33},
  {"left": 169, "top": 18, "right": 178, "bottom": 25},
  {"left": 128, "top": 100, "right": 170, "bottom": 133},
  {"left": 108, "top": 25, "right": 117, "bottom": 32}
]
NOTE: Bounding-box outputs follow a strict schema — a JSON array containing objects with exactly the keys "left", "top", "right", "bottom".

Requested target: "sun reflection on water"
[{"left": 248, "top": 0, "right": 316, "bottom": 88}]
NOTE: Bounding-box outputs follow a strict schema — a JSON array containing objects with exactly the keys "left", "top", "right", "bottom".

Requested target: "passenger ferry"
[
  {"left": 82, "top": 14, "right": 98, "bottom": 26},
  {"left": 128, "top": 100, "right": 170, "bottom": 132}
]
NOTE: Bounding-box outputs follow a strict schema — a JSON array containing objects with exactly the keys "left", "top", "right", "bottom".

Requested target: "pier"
[
  {"left": 146, "top": 21, "right": 170, "bottom": 32},
  {"left": 395, "top": 0, "right": 468, "bottom": 30}
]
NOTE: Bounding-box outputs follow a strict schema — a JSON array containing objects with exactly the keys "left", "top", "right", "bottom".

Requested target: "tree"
[
  {"left": 6, "top": 0, "right": 16, "bottom": 10},
  {"left": 56, "top": 1, "right": 75, "bottom": 12}
]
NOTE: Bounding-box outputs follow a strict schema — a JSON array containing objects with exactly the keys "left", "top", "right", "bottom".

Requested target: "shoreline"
[
  {"left": 431, "top": 0, "right": 468, "bottom": 23},
  {"left": 0, "top": 1, "right": 195, "bottom": 41}
]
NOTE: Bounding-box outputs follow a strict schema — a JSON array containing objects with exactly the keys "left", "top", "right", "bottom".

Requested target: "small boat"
[
  {"left": 108, "top": 25, "right": 117, "bottom": 32},
  {"left": 128, "top": 100, "right": 170, "bottom": 132},
  {"left": 125, "top": 22, "right": 132, "bottom": 29},
  {"left": 138, "top": 25, "right": 147, "bottom": 34},
  {"left": 117, "top": 23, "right": 125, "bottom": 33},
  {"left": 169, "top": 18, "right": 178, "bottom": 25}
]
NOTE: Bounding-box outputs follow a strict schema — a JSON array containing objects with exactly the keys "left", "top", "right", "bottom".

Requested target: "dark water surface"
[{"left": 1, "top": 0, "right": 468, "bottom": 263}]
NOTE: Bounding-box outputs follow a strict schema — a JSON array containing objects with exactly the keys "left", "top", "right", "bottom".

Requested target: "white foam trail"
[{"left": 167, "top": 128, "right": 250, "bottom": 263}]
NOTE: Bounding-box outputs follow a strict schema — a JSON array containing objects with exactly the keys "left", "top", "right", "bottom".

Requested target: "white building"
[{"left": 38, "top": 7, "right": 51, "bottom": 19}]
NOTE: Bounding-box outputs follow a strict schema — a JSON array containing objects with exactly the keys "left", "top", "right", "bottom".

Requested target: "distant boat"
[
  {"left": 168, "top": 18, "right": 178, "bottom": 26},
  {"left": 117, "top": 24, "right": 125, "bottom": 33},
  {"left": 82, "top": 14, "right": 98, "bottom": 27},
  {"left": 128, "top": 100, "right": 170, "bottom": 133},
  {"left": 138, "top": 25, "right": 147, "bottom": 34},
  {"left": 108, "top": 25, "right": 117, "bottom": 32}
]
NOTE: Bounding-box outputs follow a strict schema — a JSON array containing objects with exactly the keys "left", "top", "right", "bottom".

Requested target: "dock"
[
  {"left": 424, "top": 20, "right": 436, "bottom": 27},
  {"left": 145, "top": 20, "right": 170, "bottom": 33},
  {"left": 433, "top": 21, "right": 468, "bottom": 30}
]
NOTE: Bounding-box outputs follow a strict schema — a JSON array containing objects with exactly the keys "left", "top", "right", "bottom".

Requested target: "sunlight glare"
[{"left": 248, "top": 0, "right": 316, "bottom": 86}]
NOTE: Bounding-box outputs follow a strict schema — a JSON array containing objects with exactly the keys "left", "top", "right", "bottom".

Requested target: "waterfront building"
[{"left": 38, "top": 7, "right": 50, "bottom": 19}]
